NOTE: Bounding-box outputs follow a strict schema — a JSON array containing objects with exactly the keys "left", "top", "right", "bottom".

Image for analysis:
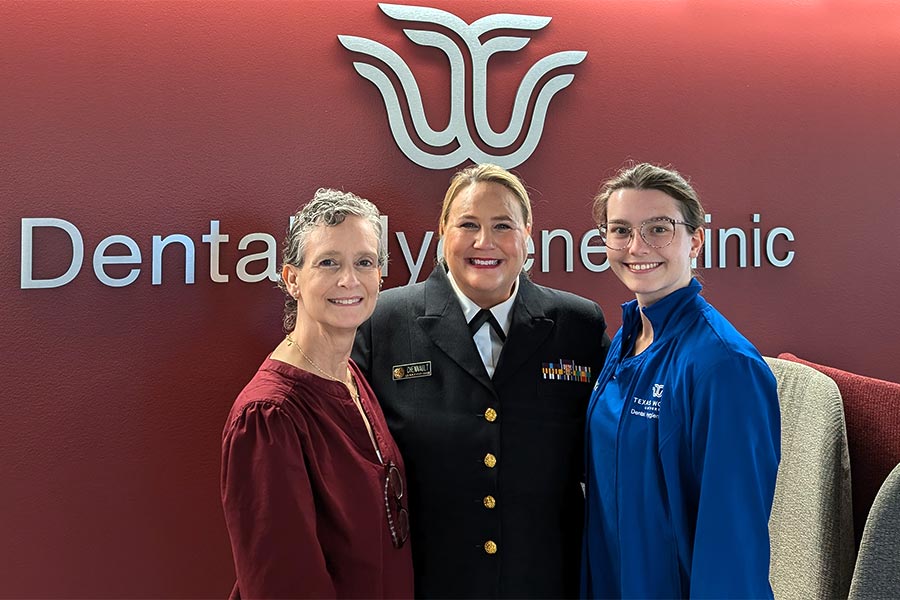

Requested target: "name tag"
[{"left": 392, "top": 361, "right": 432, "bottom": 381}]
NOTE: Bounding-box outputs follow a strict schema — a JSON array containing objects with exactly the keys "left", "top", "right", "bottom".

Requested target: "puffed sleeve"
[
  {"left": 688, "top": 355, "right": 781, "bottom": 598},
  {"left": 221, "top": 401, "right": 336, "bottom": 599}
]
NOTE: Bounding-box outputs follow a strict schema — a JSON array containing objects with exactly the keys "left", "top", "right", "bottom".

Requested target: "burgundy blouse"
[{"left": 221, "top": 357, "right": 413, "bottom": 599}]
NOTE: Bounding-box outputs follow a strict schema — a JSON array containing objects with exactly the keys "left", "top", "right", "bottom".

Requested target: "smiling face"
[
  {"left": 283, "top": 215, "right": 381, "bottom": 334},
  {"left": 441, "top": 181, "right": 532, "bottom": 308},
  {"left": 605, "top": 188, "right": 704, "bottom": 307}
]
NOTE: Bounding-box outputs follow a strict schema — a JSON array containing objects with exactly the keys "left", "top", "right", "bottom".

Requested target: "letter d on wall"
[{"left": 21, "top": 218, "right": 83, "bottom": 289}]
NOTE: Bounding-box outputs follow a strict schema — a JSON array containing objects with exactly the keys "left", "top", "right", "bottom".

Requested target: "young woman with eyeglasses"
[
  {"left": 221, "top": 189, "right": 412, "bottom": 599},
  {"left": 581, "top": 163, "right": 780, "bottom": 598}
]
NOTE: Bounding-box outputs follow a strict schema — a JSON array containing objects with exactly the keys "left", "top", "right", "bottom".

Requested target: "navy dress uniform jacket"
[{"left": 353, "top": 265, "right": 610, "bottom": 599}]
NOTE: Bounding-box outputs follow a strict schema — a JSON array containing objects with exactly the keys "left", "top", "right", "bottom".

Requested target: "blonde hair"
[{"left": 438, "top": 163, "right": 532, "bottom": 237}]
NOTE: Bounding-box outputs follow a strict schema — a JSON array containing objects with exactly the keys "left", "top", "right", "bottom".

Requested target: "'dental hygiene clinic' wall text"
[{"left": 20, "top": 213, "right": 795, "bottom": 289}]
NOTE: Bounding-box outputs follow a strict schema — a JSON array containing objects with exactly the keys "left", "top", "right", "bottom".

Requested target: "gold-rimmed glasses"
[{"left": 598, "top": 217, "right": 693, "bottom": 250}]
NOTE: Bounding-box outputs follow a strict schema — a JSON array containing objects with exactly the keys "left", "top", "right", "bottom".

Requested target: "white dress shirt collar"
[
  {"left": 446, "top": 269, "right": 519, "bottom": 378},
  {"left": 446, "top": 270, "right": 518, "bottom": 335}
]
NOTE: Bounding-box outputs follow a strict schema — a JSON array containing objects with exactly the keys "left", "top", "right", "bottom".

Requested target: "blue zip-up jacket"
[{"left": 582, "top": 279, "right": 780, "bottom": 599}]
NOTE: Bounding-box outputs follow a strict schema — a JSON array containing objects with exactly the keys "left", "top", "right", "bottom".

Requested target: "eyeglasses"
[
  {"left": 384, "top": 461, "right": 409, "bottom": 548},
  {"left": 597, "top": 217, "right": 693, "bottom": 250}
]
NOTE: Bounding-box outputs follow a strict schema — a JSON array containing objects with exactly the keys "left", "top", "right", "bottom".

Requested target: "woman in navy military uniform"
[{"left": 354, "top": 164, "right": 610, "bottom": 598}]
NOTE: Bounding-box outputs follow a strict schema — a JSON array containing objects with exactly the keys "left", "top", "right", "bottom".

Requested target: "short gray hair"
[{"left": 278, "top": 188, "right": 386, "bottom": 331}]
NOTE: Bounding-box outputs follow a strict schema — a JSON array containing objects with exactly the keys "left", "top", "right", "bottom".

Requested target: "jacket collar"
[
  {"left": 445, "top": 269, "right": 518, "bottom": 337},
  {"left": 416, "top": 265, "right": 553, "bottom": 392},
  {"left": 621, "top": 278, "right": 706, "bottom": 344}
]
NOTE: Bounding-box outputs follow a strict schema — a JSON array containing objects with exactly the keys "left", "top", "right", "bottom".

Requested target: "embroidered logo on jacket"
[{"left": 630, "top": 391, "right": 663, "bottom": 420}]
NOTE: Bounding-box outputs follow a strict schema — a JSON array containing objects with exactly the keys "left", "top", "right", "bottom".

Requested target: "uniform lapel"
[
  {"left": 492, "top": 274, "right": 553, "bottom": 388},
  {"left": 415, "top": 266, "right": 495, "bottom": 393}
]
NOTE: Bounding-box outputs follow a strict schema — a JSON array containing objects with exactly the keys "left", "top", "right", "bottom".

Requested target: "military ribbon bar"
[{"left": 541, "top": 359, "right": 591, "bottom": 382}]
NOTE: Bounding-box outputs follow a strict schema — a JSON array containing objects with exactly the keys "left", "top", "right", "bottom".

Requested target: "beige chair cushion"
[{"left": 765, "top": 357, "right": 855, "bottom": 600}]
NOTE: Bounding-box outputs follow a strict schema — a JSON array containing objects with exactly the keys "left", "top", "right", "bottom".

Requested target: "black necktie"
[{"left": 468, "top": 309, "right": 507, "bottom": 343}]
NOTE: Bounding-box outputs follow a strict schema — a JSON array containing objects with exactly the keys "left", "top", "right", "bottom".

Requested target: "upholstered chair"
[
  {"left": 765, "top": 357, "right": 855, "bottom": 600},
  {"left": 848, "top": 462, "right": 900, "bottom": 600},
  {"left": 778, "top": 352, "right": 900, "bottom": 547}
]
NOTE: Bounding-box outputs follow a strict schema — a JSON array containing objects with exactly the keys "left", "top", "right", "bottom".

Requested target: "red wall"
[{"left": 3, "top": 1, "right": 898, "bottom": 596}]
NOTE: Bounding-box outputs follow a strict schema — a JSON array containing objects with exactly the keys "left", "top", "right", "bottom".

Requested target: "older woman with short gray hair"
[{"left": 222, "top": 188, "right": 412, "bottom": 598}]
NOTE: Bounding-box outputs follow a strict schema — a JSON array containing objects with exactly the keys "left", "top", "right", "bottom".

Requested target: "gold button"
[
  {"left": 483, "top": 495, "right": 496, "bottom": 509},
  {"left": 484, "top": 408, "right": 498, "bottom": 422},
  {"left": 483, "top": 453, "right": 497, "bottom": 468},
  {"left": 484, "top": 540, "right": 497, "bottom": 554}
]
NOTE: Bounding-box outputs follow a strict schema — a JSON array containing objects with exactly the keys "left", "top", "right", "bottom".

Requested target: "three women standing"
[
  {"left": 582, "top": 163, "right": 780, "bottom": 598},
  {"left": 219, "top": 163, "right": 778, "bottom": 599}
]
